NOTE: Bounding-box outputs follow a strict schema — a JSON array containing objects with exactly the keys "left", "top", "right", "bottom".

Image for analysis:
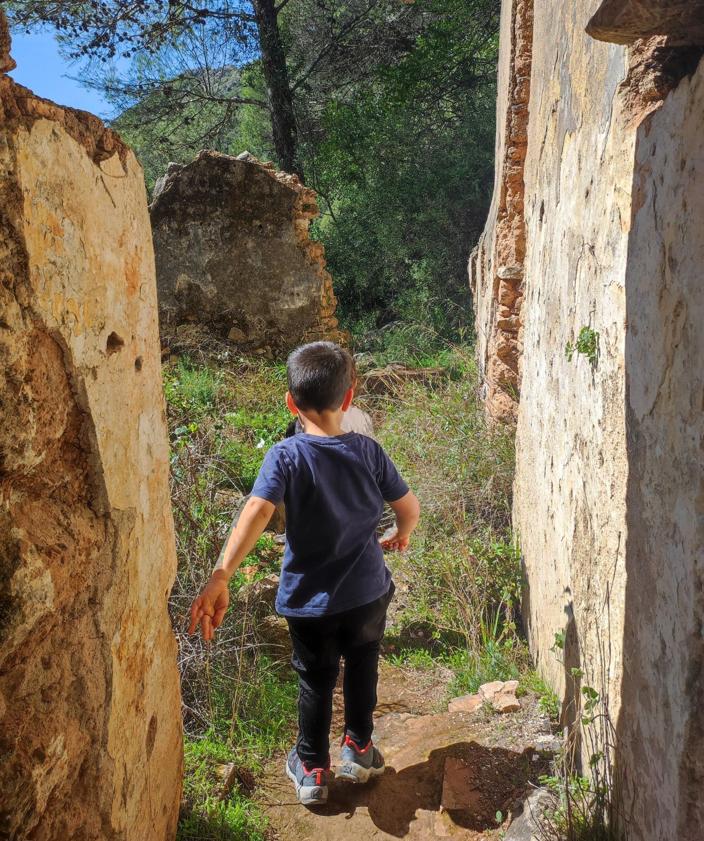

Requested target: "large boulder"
[
  {"left": 0, "top": 12, "right": 182, "bottom": 839},
  {"left": 151, "top": 150, "right": 345, "bottom": 354}
]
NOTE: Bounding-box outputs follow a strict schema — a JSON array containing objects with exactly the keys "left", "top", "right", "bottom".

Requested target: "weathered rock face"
[
  {"left": 0, "top": 16, "right": 182, "bottom": 839},
  {"left": 471, "top": 2, "right": 704, "bottom": 839},
  {"left": 151, "top": 151, "right": 344, "bottom": 354},
  {"left": 587, "top": 0, "right": 704, "bottom": 45},
  {"left": 0, "top": 10, "right": 15, "bottom": 72},
  {"left": 469, "top": 0, "right": 532, "bottom": 423}
]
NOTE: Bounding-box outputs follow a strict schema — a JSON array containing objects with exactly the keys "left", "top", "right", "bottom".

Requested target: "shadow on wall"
[{"left": 616, "top": 51, "right": 704, "bottom": 840}]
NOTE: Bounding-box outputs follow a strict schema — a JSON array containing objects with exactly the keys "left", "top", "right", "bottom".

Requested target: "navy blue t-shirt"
[{"left": 251, "top": 432, "right": 409, "bottom": 617}]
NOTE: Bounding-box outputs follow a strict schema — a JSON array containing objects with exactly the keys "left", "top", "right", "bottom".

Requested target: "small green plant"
[
  {"left": 387, "top": 647, "right": 437, "bottom": 671},
  {"left": 535, "top": 633, "right": 626, "bottom": 841},
  {"left": 565, "top": 327, "right": 600, "bottom": 367},
  {"left": 522, "top": 671, "right": 560, "bottom": 721}
]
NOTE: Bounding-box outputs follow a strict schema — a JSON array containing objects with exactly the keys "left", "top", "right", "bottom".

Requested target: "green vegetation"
[
  {"left": 535, "top": 638, "right": 624, "bottom": 841},
  {"left": 522, "top": 671, "right": 561, "bottom": 721},
  {"left": 302, "top": 0, "right": 498, "bottom": 336},
  {"left": 369, "top": 343, "right": 528, "bottom": 698},
  {"left": 165, "top": 354, "right": 296, "bottom": 839},
  {"left": 179, "top": 737, "right": 266, "bottom": 841},
  {"left": 565, "top": 326, "right": 600, "bottom": 367}
]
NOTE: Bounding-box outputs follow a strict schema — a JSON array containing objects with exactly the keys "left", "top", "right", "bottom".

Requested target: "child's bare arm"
[
  {"left": 381, "top": 490, "right": 420, "bottom": 551},
  {"left": 188, "top": 496, "right": 275, "bottom": 640}
]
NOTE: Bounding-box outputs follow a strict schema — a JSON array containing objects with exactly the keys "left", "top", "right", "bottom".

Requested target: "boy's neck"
[{"left": 297, "top": 408, "right": 345, "bottom": 437}]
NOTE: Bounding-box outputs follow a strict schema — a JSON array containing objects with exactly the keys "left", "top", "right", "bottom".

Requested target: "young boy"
[{"left": 189, "top": 341, "right": 420, "bottom": 806}]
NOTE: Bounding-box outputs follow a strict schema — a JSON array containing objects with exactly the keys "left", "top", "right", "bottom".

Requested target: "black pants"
[{"left": 286, "top": 583, "right": 394, "bottom": 768}]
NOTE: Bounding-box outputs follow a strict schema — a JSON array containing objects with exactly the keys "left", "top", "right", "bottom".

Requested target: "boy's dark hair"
[{"left": 287, "top": 341, "right": 355, "bottom": 412}]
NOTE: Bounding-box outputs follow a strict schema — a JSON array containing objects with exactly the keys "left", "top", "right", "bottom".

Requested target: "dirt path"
[{"left": 257, "top": 661, "right": 555, "bottom": 840}]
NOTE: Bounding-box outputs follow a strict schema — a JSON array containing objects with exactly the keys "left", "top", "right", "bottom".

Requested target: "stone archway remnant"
[{"left": 150, "top": 150, "right": 346, "bottom": 355}]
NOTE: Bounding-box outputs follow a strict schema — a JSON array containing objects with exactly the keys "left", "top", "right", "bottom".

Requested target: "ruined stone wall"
[
  {"left": 0, "top": 18, "right": 182, "bottom": 839},
  {"left": 151, "top": 151, "right": 345, "bottom": 355},
  {"left": 513, "top": 0, "right": 632, "bottom": 721},
  {"left": 472, "top": 2, "right": 704, "bottom": 838},
  {"left": 469, "top": 0, "right": 532, "bottom": 423}
]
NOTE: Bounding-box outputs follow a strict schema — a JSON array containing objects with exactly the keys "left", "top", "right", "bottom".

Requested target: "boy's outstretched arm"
[
  {"left": 380, "top": 490, "right": 420, "bottom": 551},
  {"left": 188, "top": 496, "right": 275, "bottom": 641}
]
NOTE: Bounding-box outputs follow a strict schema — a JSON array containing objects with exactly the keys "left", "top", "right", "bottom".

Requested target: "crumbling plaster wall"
[
  {"left": 472, "top": 1, "right": 704, "bottom": 839},
  {"left": 0, "top": 18, "right": 182, "bottom": 839},
  {"left": 617, "top": 61, "right": 704, "bottom": 840}
]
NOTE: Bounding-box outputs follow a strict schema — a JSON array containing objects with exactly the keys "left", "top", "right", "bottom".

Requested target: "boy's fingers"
[
  {"left": 188, "top": 598, "right": 202, "bottom": 634},
  {"left": 213, "top": 606, "right": 227, "bottom": 628},
  {"left": 189, "top": 596, "right": 202, "bottom": 621},
  {"left": 201, "top": 614, "right": 213, "bottom": 641}
]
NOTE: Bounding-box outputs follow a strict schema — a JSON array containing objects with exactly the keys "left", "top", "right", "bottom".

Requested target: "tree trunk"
[{"left": 252, "top": 0, "right": 302, "bottom": 178}]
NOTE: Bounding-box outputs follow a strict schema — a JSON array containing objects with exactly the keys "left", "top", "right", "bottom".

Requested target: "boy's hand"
[
  {"left": 380, "top": 527, "right": 410, "bottom": 552},
  {"left": 188, "top": 571, "right": 229, "bottom": 641}
]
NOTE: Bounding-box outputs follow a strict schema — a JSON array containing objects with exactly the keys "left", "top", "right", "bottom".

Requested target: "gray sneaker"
[
  {"left": 337, "top": 735, "right": 385, "bottom": 783},
  {"left": 285, "top": 747, "right": 329, "bottom": 805}
]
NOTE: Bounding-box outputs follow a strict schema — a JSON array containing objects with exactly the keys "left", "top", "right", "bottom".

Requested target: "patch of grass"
[
  {"left": 164, "top": 358, "right": 224, "bottom": 416},
  {"left": 386, "top": 647, "right": 437, "bottom": 671},
  {"left": 445, "top": 639, "right": 523, "bottom": 698},
  {"left": 164, "top": 354, "right": 297, "bottom": 840},
  {"left": 178, "top": 736, "right": 267, "bottom": 841},
  {"left": 369, "top": 345, "right": 525, "bottom": 689},
  {"left": 353, "top": 320, "right": 474, "bottom": 371},
  {"left": 228, "top": 659, "right": 298, "bottom": 756}
]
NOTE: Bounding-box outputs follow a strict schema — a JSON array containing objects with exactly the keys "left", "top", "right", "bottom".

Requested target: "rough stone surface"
[
  {"left": 480, "top": 680, "right": 521, "bottom": 713},
  {"left": 587, "top": 0, "right": 704, "bottom": 46},
  {"left": 0, "top": 8, "right": 15, "bottom": 72},
  {"left": 616, "top": 54, "right": 704, "bottom": 840},
  {"left": 472, "top": 2, "right": 704, "bottom": 840},
  {"left": 468, "top": 0, "right": 533, "bottom": 422},
  {"left": 440, "top": 756, "right": 482, "bottom": 811},
  {"left": 151, "top": 151, "right": 345, "bottom": 353},
  {"left": 503, "top": 788, "right": 555, "bottom": 841},
  {"left": 448, "top": 693, "right": 484, "bottom": 714},
  {"left": 0, "top": 19, "right": 182, "bottom": 838}
]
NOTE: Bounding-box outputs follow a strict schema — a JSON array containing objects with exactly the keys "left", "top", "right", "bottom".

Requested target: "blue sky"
[{"left": 8, "top": 27, "right": 114, "bottom": 118}]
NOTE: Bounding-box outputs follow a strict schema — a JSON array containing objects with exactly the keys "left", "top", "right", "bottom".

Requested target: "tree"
[
  {"left": 295, "top": 0, "right": 500, "bottom": 336},
  {"left": 7, "top": 0, "right": 421, "bottom": 177}
]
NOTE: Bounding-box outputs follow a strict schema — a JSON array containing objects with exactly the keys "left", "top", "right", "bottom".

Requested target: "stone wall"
[
  {"left": 151, "top": 151, "right": 345, "bottom": 355},
  {"left": 469, "top": 0, "right": 532, "bottom": 423},
  {"left": 471, "top": 1, "right": 704, "bottom": 838},
  {"left": 0, "top": 16, "right": 182, "bottom": 839}
]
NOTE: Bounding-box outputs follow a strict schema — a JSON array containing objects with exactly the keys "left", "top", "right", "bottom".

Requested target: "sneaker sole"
[
  {"left": 285, "top": 760, "right": 329, "bottom": 805},
  {"left": 336, "top": 760, "right": 386, "bottom": 784}
]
